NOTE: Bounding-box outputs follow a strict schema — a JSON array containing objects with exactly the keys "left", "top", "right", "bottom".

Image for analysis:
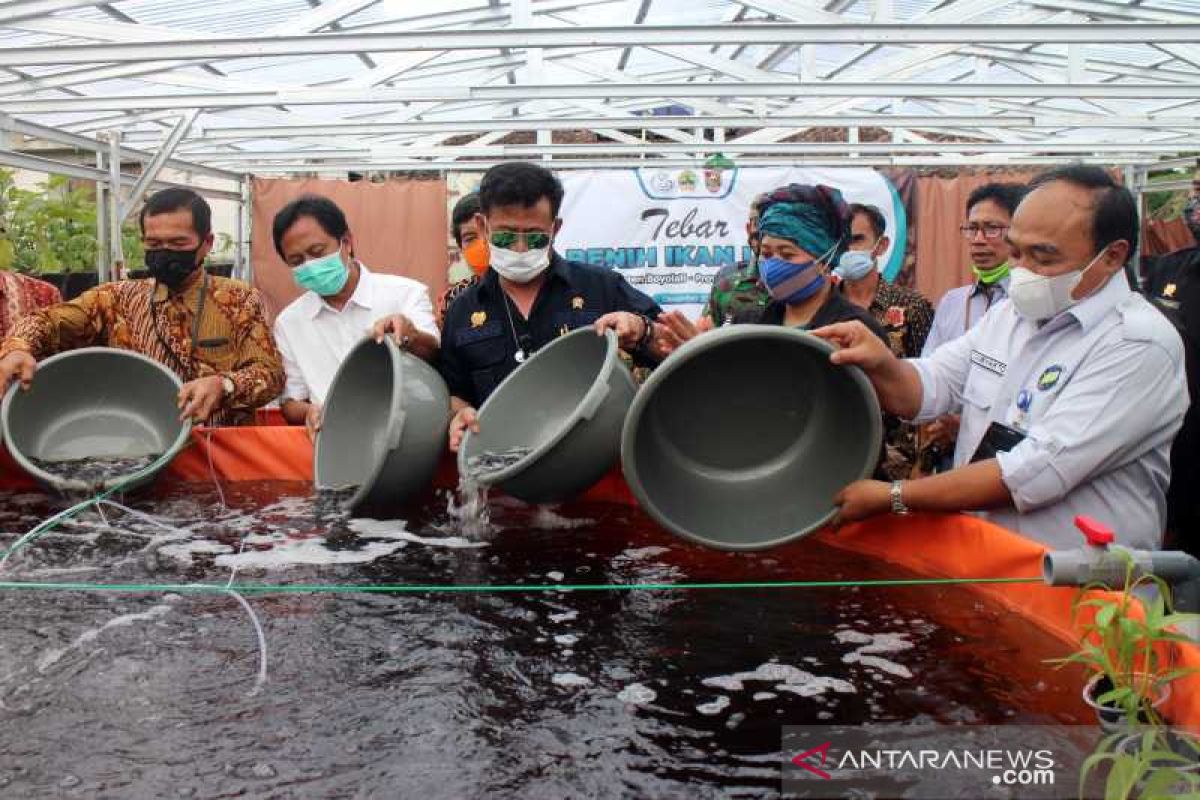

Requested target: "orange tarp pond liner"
[{"left": 1, "top": 423, "right": 1197, "bottom": 730}]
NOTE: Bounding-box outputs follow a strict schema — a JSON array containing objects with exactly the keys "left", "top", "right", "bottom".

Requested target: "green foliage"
[
  {"left": 1050, "top": 552, "right": 1199, "bottom": 726},
  {"left": 1050, "top": 553, "right": 1200, "bottom": 799},
  {"left": 0, "top": 168, "right": 143, "bottom": 274},
  {"left": 1080, "top": 730, "right": 1200, "bottom": 800}
]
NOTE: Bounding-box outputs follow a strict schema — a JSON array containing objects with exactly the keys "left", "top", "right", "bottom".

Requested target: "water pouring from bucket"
[
  {"left": 1, "top": 347, "right": 192, "bottom": 493},
  {"left": 315, "top": 336, "right": 449, "bottom": 517},
  {"left": 458, "top": 328, "right": 637, "bottom": 505}
]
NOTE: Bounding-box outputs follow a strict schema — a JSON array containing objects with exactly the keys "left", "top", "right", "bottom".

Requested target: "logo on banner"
[{"left": 636, "top": 154, "right": 738, "bottom": 200}]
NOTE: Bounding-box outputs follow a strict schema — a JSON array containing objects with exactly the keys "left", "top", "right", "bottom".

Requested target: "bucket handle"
[{"left": 577, "top": 380, "right": 611, "bottom": 421}]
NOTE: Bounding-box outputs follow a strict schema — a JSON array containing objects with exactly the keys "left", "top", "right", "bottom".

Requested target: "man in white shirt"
[
  {"left": 272, "top": 195, "right": 439, "bottom": 436},
  {"left": 816, "top": 165, "right": 1187, "bottom": 550}
]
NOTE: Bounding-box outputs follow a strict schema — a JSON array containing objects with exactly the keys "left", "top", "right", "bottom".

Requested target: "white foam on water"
[
  {"left": 158, "top": 540, "right": 236, "bottom": 563},
  {"left": 553, "top": 634, "right": 578, "bottom": 646},
  {"left": 548, "top": 611, "right": 578, "bottom": 624},
  {"left": 617, "top": 683, "right": 657, "bottom": 704},
  {"left": 37, "top": 599, "right": 179, "bottom": 673},
  {"left": 551, "top": 672, "right": 592, "bottom": 688},
  {"left": 531, "top": 507, "right": 595, "bottom": 530},
  {"left": 620, "top": 546, "right": 670, "bottom": 560},
  {"left": 697, "top": 696, "right": 731, "bottom": 716},
  {"left": 702, "top": 662, "right": 857, "bottom": 698},
  {"left": 836, "top": 630, "right": 915, "bottom": 680},
  {"left": 215, "top": 538, "right": 406, "bottom": 568},
  {"left": 546, "top": 571, "right": 565, "bottom": 582},
  {"left": 844, "top": 654, "right": 913, "bottom": 679},
  {"left": 752, "top": 692, "right": 776, "bottom": 701},
  {"left": 348, "top": 518, "right": 486, "bottom": 549}
]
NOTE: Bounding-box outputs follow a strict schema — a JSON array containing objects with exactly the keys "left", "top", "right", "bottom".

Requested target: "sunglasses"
[{"left": 490, "top": 230, "right": 551, "bottom": 250}]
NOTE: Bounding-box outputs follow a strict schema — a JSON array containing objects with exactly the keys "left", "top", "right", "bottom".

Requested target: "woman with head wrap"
[
  {"left": 742, "top": 185, "right": 887, "bottom": 337},
  {"left": 656, "top": 183, "right": 887, "bottom": 351}
]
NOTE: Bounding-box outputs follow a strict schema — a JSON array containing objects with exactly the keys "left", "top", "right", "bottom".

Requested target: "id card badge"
[{"left": 969, "top": 421, "right": 1027, "bottom": 464}]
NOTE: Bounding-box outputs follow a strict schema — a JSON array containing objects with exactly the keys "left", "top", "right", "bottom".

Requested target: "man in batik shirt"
[
  {"left": 835, "top": 203, "right": 935, "bottom": 480},
  {"left": 0, "top": 188, "right": 283, "bottom": 427},
  {"left": 0, "top": 271, "right": 61, "bottom": 340}
]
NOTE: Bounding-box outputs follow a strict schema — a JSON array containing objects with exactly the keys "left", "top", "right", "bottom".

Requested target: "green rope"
[{"left": 0, "top": 576, "right": 1043, "bottom": 596}]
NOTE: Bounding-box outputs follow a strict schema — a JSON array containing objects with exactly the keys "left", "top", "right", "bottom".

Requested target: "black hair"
[
  {"left": 478, "top": 162, "right": 565, "bottom": 218},
  {"left": 1028, "top": 164, "right": 1139, "bottom": 256},
  {"left": 451, "top": 192, "right": 481, "bottom": 246},
  {"left": 272, "top": 194, "right": 350, "bottom": 258},
  {"left": 849, "top": 203, "right": 887, "bottom": 239},
  {"left": 965, "top": 182, "right": 1028, "bottom": 218},
  {"left": 139, "top": 187, "right": 211, "bottom": 239}
]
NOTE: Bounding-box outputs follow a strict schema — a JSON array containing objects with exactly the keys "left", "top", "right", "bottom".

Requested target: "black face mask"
[{"left": 145, "top": 247, "right": 200, "bottom": 290}]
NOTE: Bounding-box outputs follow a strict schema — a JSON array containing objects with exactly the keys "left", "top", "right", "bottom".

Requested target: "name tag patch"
[{"left": 970, "top": 350, "right": 1007, "bottom": 377}]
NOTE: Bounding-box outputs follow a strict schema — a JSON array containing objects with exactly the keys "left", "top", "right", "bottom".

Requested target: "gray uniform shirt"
[
  {"left": 909, "top": 273, "right": 1187, "bottom": 550},
  {"left": 921, "top": 276, "right": 1010, "bottom": 356}
]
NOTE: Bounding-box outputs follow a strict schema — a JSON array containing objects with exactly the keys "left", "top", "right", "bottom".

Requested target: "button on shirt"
[
  {"left": 921, "top": 276, "right": 1010, "bottom": 356},
  {"left": 909, "top": 273, "right": 1187, "bottom": 550},
  {"left": 438, "top": 252, "right": 661, "bottom": 407},
  {"left": 273, "top": 263, "right": 438, "bottom": 406}
]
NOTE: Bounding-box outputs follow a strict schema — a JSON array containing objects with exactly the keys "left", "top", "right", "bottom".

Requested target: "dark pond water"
[{"left": 0, "top": 481, "right": 1093, "bottom": 798}]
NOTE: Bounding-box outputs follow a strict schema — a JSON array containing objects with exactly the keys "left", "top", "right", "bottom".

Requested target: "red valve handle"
[{"left": 1075, "top": 515, "right": 1114, "bottom": 546}]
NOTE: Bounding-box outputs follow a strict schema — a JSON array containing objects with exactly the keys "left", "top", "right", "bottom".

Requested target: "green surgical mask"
[
  {"left": 293, "top": 250, "right": 350, "bottom": 296},
  {"left": 971, "top": 261, "right": 1010, "bottom": 285}
]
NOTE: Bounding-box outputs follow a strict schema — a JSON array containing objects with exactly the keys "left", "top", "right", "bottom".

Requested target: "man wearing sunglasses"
[{"left": 438, "top": 162, "right": 663, "bottom": 452}]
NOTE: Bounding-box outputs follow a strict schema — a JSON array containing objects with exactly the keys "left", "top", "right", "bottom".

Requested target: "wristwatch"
[
  {"left": 221, "top": 375, "right": 235, "bottom": 396},
  {"left": 890, "top": 480, "right": 910, "bottom": 516}
]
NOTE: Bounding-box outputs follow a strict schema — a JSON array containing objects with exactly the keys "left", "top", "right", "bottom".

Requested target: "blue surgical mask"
[
  {"left": 760, "top": 256, "right": 826, "bottom": 304},
  {"left": 293, "top": 250, "right": 349, "bottom": 296},
  {"left": 835, "top": 250, "right": 876, "bottom": 282}
]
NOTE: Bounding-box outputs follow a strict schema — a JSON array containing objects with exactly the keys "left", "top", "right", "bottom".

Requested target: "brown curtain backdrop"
[
  {"left": 913, "top": 171, "right": 1036, "bottom": 306},
  {"left": 1144, "top": 218, "right": 1197, "bottom": 257},
  {"left": 250, "top": 177, "right": 448, "bottom": 318}
]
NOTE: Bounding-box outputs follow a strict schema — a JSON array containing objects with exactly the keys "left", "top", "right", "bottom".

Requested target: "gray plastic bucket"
[
  {"left": 1, "top": 347, "right": 191, "bottom": 492},
  {"left": 315, "top": 337, "right": 450, "bottom": 515},
  {"left": 458, "top": 327, "right": 636, "bottom": 504},
  {"left": 620, "top": 325, "right": 882, "bottom": 550}
]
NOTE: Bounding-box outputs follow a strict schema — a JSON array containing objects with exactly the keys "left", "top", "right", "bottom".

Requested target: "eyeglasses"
[
  {"left": 960, "top": 224, "right": 1008, "bottom": 241},
  {"left": 490, "top": 230, "right": 551, "bottom": 250}
]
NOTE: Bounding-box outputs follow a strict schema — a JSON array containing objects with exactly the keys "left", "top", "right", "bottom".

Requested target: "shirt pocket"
[
  {"left": 456, "top": 325, "right": 510, "bottom": 402},
  {"left": 962, "top": 366, "right": 1003, "bottom": 411}
]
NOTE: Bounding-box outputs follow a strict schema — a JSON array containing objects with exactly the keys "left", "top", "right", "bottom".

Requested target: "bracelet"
[{"left": 635, "top": 313, "right": 655, "bottom": 352}]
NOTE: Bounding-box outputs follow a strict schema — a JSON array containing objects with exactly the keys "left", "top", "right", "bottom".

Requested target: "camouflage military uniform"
[{"left": 701, "top": 260, "right": 769, "bottom": 326}]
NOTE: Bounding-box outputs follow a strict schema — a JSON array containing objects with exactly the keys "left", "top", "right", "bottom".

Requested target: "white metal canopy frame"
[{"left": 0, "top": 0, "right": 1198, "bottom": 277}]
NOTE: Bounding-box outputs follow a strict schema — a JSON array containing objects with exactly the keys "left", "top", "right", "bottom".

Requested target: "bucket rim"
[
  {"left": 0, "top": 346, "right": 193, "bottom": 492},
  {"left": 458, "top": 327, "right": 625, "bottom": 486},
  {"left": 619, "top": 324, "right": 883, "bottom": 551},
  {"left": 314, "top": 335, "right": 405, "bottom": 509}
]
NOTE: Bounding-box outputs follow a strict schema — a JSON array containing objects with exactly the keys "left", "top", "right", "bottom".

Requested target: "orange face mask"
[{"left": 463, "top": 237, "right": 490, "bottom": 275}]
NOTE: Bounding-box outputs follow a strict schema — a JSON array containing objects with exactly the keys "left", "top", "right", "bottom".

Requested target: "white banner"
[{"left": 557, "top": 166, "right": 907, "bottom": 318}]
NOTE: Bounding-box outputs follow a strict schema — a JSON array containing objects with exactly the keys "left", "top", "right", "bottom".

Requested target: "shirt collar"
[
  {"left": 1064, "top": 269, "right": 1132, "bottom": 334},
  {"left": 311, "top": 261, "right": 371, "bottom": 318},
  {"left": 971, "top": 274, "right": 1009, "bottom": 298},
  {"left": 152, "top": 266, "right": 205, "bottom": 302},
  {"left": 477, "top": 251, "right": 570, "bottom": 301}
]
